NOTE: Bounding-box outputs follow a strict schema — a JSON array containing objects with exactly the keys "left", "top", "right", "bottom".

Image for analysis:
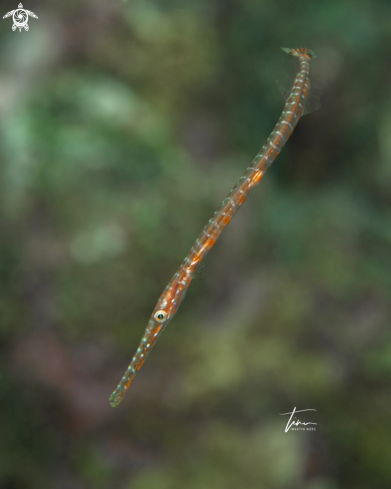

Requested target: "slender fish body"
[{"left": 109, "top": 48, "right": 320, "bottom": 407}]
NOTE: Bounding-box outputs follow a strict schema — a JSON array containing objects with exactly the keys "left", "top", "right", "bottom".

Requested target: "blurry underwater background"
[{"left": 1, "top": 0, "right": 391, "bottom": 488}]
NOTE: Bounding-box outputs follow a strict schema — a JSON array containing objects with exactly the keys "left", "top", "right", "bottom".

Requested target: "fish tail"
[{"left": 281, "top": 47, "right": 317, "bottom": 59}]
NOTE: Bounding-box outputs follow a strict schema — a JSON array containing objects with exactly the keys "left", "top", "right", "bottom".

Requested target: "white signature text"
[{"left": 279, "top": 407, "right": 317, "bottom": 432}]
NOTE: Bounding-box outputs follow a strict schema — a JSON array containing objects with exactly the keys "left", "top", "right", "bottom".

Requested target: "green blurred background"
[{"left": 1, "top": 0, "right": 391, "bottom": 488}]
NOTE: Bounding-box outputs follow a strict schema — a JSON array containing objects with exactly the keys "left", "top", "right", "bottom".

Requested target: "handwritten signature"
[{"left": 279, "top": 407, "right": 317, "bottom": 432}]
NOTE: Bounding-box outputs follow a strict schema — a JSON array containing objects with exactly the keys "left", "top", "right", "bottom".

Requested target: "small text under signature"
[{"left": 279, "top": 407, "right": 317, "bottom": 432}]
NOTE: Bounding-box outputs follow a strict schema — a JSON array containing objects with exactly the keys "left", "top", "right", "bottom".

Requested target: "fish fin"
[
  {"left": 277, "top": 59, "right": 323, "bottom": 115},
  {"left": 177, "top": 287, "right": 188, "bottom": 307},
  {"left": 191, "top": 263, "right": 205, "bottom": 282},
  {"left": 282, "top": 47, "right": 317, "bottom": 59},
  {"left": 303, "top": 75, "right": 323, "bottom": 115},
  {"left": 276, "top": 59, "right": 300, "bottom": 102}
]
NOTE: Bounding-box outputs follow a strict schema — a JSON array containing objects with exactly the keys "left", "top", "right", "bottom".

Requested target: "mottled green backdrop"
[{"left": 1, "top": 1, "right": 391, "bottom": 488}]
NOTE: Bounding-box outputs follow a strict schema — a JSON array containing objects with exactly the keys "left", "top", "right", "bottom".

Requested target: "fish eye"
[{"left": 154, "top": 310, "right": 168, "bottom": 322}]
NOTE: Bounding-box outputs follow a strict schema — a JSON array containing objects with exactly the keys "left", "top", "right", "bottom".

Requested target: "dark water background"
[{"left": 1, "top": 1, "right": 391, "bottom": 488}]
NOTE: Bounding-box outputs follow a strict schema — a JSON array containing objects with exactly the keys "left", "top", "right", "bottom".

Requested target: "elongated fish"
[{"left": 109, "top": 47, "right": 321, "bottom": 407}]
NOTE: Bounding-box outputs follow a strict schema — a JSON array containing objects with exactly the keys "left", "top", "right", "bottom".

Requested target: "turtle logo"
[{"left": 3, "top": 3, "right": 38, "bottom": 32}]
